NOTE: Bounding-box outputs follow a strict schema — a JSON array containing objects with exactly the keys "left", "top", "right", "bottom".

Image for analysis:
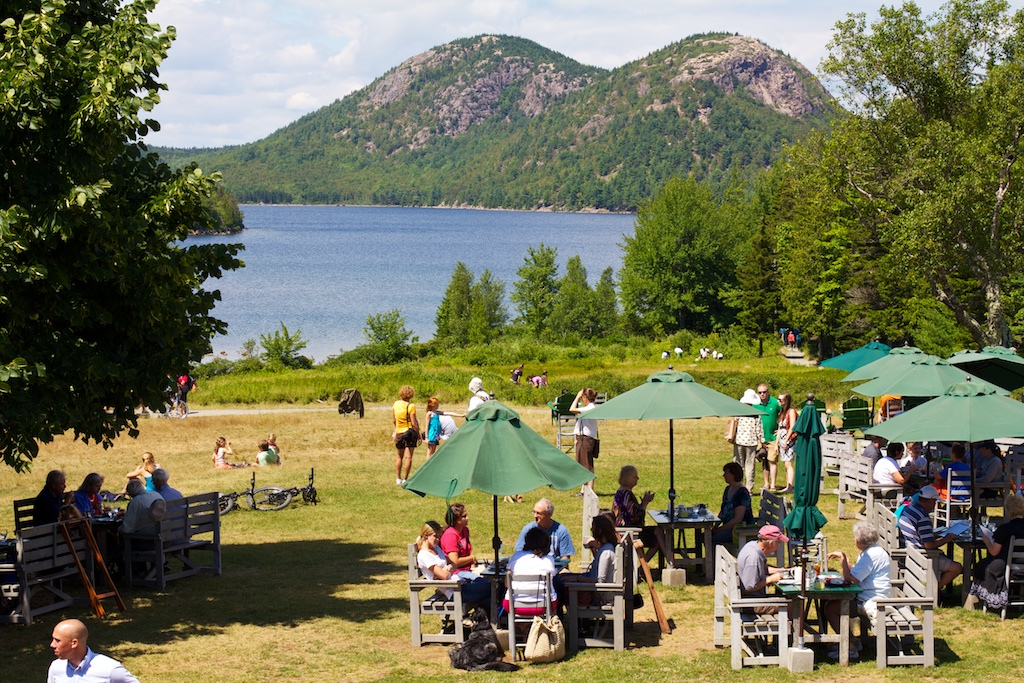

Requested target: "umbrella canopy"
[
  {"left": 403, "top": 400, "right": 595, "bottom": 567},
  {"left": 819, "top": 341, "right": 892, "bottom": 372},
  {"left": 864, "top": 382, "right": 1024, "bottom": 443},
  {"left": 784, "top": 402, "right": 828, "bottom": 541},
  {"left": 584, "top": 369, "right": 761, "bottom": 520},
  {"left": 948, "top": 346, "right": 1024, "bottom": 391},
  {"left": 851, "top": 358, "right": 1009, "bottom": 398},
  {"left": 840, "top": 346, "right": 930, "bottom": 383}
]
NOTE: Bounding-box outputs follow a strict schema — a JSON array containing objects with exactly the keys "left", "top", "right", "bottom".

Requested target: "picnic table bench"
[
  {"left": 838, "top": 455, "right": 901, "bottom": 519},
  {"left": 713, "top": 545, "right": 790, "bottom": 669},
  {"left": 565, "top": 533, "right": 635, "bottom": 652},
  {"left": 122, "top": 492, "right": 222, "bottom": 589}
]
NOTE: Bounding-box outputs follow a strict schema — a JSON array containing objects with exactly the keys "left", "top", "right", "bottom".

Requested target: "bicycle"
[{"left": 218, "top": 468, "right": 318, "bottom": 515}]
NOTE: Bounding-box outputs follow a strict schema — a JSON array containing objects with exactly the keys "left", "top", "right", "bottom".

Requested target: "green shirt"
[
  {"left": 753, "top": 396, "right": 781, "bottom": 442},
  {"left": 257, "top": 449, "right": 279, "bottom": 466}
]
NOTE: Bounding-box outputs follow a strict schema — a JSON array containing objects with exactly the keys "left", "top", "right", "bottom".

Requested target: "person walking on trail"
[
  {"left": 48, "top": 618, "right": 139, "bottom": 682},
  {"left": 570, "top": 387, "right": 599, "bottom": 496}
]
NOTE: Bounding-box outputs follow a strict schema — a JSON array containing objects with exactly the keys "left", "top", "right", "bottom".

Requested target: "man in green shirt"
[{"left": 752, "top": 384, "right": 781, "bottom": 494}]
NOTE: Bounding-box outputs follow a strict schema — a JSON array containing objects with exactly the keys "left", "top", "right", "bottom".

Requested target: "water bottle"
[{"left": 805, "top": 565, "right": 817, "bottom": 587}]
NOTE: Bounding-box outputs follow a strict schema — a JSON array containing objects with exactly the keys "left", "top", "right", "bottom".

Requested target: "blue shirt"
[
  {"left": 513, "top": 520, "right": 575, "bottom": 558},
  {"left": 47, "top": 648, "right": 139, "bottom": 683}
]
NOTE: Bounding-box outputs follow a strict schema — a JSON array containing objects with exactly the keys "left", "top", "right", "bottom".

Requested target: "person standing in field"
[
  {"left": 570, "top": 387, "right": 599, "bottom": 496},
  {"left": 392, "top": 385, "right": 420, "bottom": 486},
  {"left": 752, "top": 383, "right": 781, "bottom": 494}
]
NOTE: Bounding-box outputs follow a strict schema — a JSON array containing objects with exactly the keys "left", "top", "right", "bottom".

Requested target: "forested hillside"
[{"left": 157, "top": 33, "right": 836, "bottom": 211}]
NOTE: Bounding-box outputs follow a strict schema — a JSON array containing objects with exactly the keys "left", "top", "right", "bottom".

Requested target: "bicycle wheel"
[
  {"left": 218, "top": 494, "right": 237, "bottom": 515},
  {"left": 302, "top": 486, "right": 318, "bottom": 505},
  {"left": 177, "top": 400, "right": 189, "bottom": 419},
  {"left": 250, "top": 487, "right": 293, "bottom": 511}
]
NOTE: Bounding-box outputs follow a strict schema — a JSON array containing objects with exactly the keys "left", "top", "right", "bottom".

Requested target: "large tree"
[
  {"left": 618, "top": 177, "right": 737, "bottom": 335},
  {"left": 0, "top": 0, "right": 242, "bottom": 471},
  {"left": 820, "top": 0, "right": 1024, "bottom": 347},
  {"left": 511, "top": 243, "right": 559, "bottom": 338}
]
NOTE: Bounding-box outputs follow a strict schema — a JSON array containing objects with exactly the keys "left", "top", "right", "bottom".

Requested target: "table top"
[
  {"left": 648, "top": 508, "right": 720, "bottom": 525},
  {"left": 775, "top": 571, "right": 863, "bottom": 597}
]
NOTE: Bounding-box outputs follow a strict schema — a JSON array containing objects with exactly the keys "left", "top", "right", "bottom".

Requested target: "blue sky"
[{"left": 146, "top": 0, "right": 984, "bottom": 148}]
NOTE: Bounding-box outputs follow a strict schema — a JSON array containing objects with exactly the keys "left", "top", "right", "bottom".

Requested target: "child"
[
  {"left": 424, "top": 399, "right": 463, "bottom": 458},
  {"left": 256, "top": 439, "right": 279, "bottom": 466},
  {"left": 213, "top": 436, "right": 246, "bottom": 468},
  {"left": 267, "top": 433, "right": 283, "bottom": 465}
]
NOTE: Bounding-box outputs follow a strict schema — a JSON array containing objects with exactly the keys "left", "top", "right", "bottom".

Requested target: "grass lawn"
[{"left": 1, "top": 401, "right": 1022, "bottom": 681}]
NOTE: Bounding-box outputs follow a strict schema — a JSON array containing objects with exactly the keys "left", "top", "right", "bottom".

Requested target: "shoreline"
[{"left": 237, "top": 202, "right": 635, "bottom": 216}]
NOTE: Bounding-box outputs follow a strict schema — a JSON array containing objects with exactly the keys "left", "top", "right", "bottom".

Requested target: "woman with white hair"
[
  {"left": 823, "top": 521, "right": 891, "bottom": 660},
  {"left": 467, "top": 377, "right": 489, "bottom": 412}
]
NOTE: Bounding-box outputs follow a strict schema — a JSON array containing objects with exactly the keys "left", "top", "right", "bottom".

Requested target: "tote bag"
[{"left": 524, "top": 615, "right": 565, "bottom": 662}]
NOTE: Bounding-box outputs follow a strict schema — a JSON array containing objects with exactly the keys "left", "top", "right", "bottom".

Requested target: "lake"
[{"left": 188, "top": 206, "right": 636, "bottom": 361}]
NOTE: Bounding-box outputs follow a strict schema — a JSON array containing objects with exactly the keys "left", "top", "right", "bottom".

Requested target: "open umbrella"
[
  {"left": 583, "top": 369, "right": 761, "bottom": 521},
  {"left": 948, "top": 346, "right": 1024, "bottom": 392},
  {"left": 865, "top": 382, "right": 1024, "bottom": 543},
  {"left": 851, "top": 357, "right": 1009, "bottom": 398},
  {"left": 840, "top": 346, "right": 930, "bottom": 383},
  {"left": 402, "top": 400, "right": 595, "bottom": 568},
  {"left": 783, "top": 399, "right": 828, "bottom": 648},
  {"left": 819, "top": 341, "right": 892, "bottom": 372}
]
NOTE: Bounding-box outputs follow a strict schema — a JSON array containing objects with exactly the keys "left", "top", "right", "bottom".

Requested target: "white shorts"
[{"left": 858, "top": 598, "right": 878, "bottom": 622}]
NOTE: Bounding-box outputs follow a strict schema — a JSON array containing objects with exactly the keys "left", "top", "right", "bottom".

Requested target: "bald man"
[{"left": 47, "top": 618, "right": 138, "bottom": 682}]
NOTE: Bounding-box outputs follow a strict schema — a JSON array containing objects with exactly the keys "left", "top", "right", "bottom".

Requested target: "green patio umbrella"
[
  {"left": 403, "top": 400, "right": 595, "bottom": 568},
  {"left": 948, "top": 346, "right": 1024, "bottom": 391},
  {"left": 840, "top": 345, "right": 930, "bottom": 383},
  {"left": 783, "top": 399, "right": 828, "bottom": 648},
  {"left": 819, "top": 341, "right": 892, "bottom": 372},
  {"left": 583, "top": 369, "right": 761, "bottom": 521},
  {"left": 865, "top": 382, "right": 1024, "bottom": 544},
  {"left": 851, "top": 357, "right": 1008, "bottom": 398}
]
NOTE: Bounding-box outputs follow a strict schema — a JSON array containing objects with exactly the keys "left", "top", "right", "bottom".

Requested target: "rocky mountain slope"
[{"left": 160, "top": 33, "right": 835, "bottom": 211}]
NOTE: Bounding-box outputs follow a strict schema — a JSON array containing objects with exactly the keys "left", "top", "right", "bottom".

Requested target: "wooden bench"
[
  {"left": 838, "top": 455, "right": 901, "bottom": 519},
  {"left": 820, "top": 432, "right": 855, "bottom": 481},
  {"left": 122, "top": 492, "right": 221, "bottom": 589},
  {"left": 13, "top": 497, "right": 36, "bottom": 532},
  {"left": 714, "top": 545, "right": 790, "bottom": 669},
  {"left": 869, "top": 544, "right": 935, "bottom": 668},
  {"left": 0, "top": 522, "right": 94, "bottom": 625},
  {"left": 407, "top": 543, "right": 467, "bottom": 646},
  {"left": 565, "top": 534, "right": 635, "bottom": 652},
  {"left": 734, "top": 491, "right": 788, "bottom": 564}
]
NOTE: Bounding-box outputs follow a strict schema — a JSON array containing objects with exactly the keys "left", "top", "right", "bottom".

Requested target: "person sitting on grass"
[
  {"left": 824, "top": 521, "right": 892, "bottom": 660},
  {"left": 212, "top": 436, "right": 247, "bottom": 469},
  {"left": 256, "top": 440, "right": 280, "bottom": 466}
]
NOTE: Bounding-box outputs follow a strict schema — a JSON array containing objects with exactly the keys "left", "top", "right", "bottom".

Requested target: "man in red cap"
[{"left": 737, "top": 524, "right": 791, "bottom": 614}]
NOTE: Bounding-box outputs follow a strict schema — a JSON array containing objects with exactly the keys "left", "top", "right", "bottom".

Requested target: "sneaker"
[{"left": 396, "top": 477, "right": 403, "bottom": 486}]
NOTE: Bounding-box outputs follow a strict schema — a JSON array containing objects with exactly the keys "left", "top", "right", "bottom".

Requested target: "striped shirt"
[{"left": 898, "top": 502, "right": 935, "bottom": 549}]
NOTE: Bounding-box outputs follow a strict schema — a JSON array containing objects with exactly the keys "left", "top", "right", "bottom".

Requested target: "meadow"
[{"left": 2, "top": 367, "right": 1023, "bottom": 681}]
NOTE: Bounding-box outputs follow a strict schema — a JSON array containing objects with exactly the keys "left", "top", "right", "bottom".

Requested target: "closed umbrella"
[
  {"left": 819, "top": 341, "right": 892, "bottom": 372},
  {"left": 403, "top": 400, "right": 595, "bottom": 568},
  {"left": 948, "top": 346, "right": 1024, "bottom": 392},
  {"left": 583, "top": 369, "right": 761, "bottom": 521},
  {"left": 783, "top": 399, "right": 828, "bottom": 648},
  {"left": 852, "top": 358, "right": 1008, "bottom": 398},
  {"left": 840, "top": 346, "right": 930, "bottom": 384}
]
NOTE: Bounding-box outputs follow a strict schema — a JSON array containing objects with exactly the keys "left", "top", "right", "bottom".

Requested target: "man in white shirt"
[{"left": 47, "top": 618, "right": 139, "bottom": 682}]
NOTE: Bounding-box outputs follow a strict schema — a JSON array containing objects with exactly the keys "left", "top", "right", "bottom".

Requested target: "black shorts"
[{"left": 395, "top": 429, "right": 418, "bottom": 450}]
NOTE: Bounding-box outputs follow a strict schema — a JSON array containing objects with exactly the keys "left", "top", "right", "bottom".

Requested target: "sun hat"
[
  {"left": 740, "top": 388, "right": 759, "bottom": 405},
  {"left": 918, "top": 485, "right": 940, "bottom": 500},
  {"left": 758, "top": 525, "right": 790, "bottom": 542},
  {"left": 468, "top": 377, "right": 484, "bottom": 393}
]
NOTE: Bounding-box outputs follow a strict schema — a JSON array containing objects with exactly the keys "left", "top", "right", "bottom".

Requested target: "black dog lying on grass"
[{"left": 449, "top": 607, "right": 520, "bottom": 671}]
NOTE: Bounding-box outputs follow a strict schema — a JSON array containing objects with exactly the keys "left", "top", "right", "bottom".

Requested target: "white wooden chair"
[
  {"left": 506, "top": 570, "right": 555, "bottom": 661},
  {"left": 934, "top": 470, "right": 972, "bottom": 527},
  {"left": 868, "top": 544, "right": 935, "bottom": 668},
  {"left": 734, "top": 491, "right": 788, "bottom": 564},
  {"left": 407, "top": 543, "right": 466, "bottom": 646},
  {"left": 565, "top": 536, "right": 634, "bottom": 652},
  {"left": 714, "top": 545, "right": 790, "bottom": 669}
]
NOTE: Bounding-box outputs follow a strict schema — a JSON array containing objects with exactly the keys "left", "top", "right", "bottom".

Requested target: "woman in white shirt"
[
  {"left": 416, "top": 522, "right": 491, "bottom": 604},
  {"left": 824, "top": 521, "right": 892, "bottom": 660},
  {"left": 872, "top": 442, "right": 908, "bottom": 490},
  {"left": 571, "top": 387, "right": 599, "bottom": 495},
  {"left": 505, "top": 527, "right": 558, "bottom": 614}
]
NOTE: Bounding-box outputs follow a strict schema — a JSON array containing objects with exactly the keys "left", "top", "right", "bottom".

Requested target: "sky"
[{"left": 146, "top": 0, "right": 971, "bottom": 149}]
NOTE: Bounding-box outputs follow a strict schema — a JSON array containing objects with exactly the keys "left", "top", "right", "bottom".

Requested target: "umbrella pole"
[
  {"left": 797, "top": 538, "right": 807, "bottom": 649},
  {"left": 668, "top": 419, "right": 677, "bottom": 523},
  {"left": 969, "top": 444, "right": 978, "bottom": 547},
  {"left": 492, "top": 495, "right": 501, "bottom": 570}
]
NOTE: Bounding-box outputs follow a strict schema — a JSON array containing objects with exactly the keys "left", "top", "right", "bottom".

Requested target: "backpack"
[{"left": 178, "top": 375, "right": 194, "bottom": 392}]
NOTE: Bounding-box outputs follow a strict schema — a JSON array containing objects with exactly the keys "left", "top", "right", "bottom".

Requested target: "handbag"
[
  {"left": 724, "top": 417, "right": 738, "bottom": 444},
  {"left": 524, "top": 615, "right": 565, "bottom": 663}
]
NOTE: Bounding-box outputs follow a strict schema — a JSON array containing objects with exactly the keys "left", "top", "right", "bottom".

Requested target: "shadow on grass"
[{"left": 2, "top": 538, "right": 404, "bottom": 670}]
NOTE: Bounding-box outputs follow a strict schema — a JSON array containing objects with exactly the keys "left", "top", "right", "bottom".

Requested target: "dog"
[{"left": 448, "top": 606, "right": 520, "bottom": 672}]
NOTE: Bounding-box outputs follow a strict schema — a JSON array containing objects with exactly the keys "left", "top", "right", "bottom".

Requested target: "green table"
[{"left": 775, "top": 571, "right": 863, "bottom": 665}]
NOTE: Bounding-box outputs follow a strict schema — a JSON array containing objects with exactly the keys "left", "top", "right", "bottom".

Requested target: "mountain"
[{"left": 158, "top": 33, "right": 836, "bottom": 211}]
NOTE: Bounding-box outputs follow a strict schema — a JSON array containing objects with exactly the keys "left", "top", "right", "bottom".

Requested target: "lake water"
[{"left": 187, "top": 206, "right": 636, "bottom": 361}]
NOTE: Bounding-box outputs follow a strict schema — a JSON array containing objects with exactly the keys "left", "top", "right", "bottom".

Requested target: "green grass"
[{"left": 2, "top": 361, "right": 1022, "bottom": 680}]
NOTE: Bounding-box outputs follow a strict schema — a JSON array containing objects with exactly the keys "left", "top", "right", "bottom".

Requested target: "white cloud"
[{"left": 143, "top": 0, "right": 1000, "bottom": 148}]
